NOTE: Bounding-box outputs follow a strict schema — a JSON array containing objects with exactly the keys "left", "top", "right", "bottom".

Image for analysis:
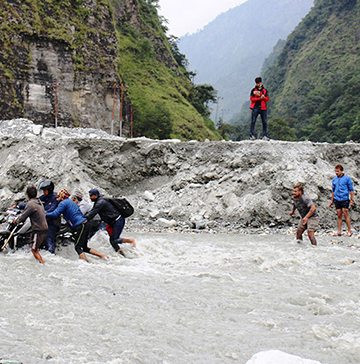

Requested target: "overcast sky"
[{"left": 158, "top": 0, "right": 248, "bottom": 37}]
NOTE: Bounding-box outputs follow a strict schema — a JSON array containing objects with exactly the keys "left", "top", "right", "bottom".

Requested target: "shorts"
[
  {"left": 30, "top": 231, "right": 48, "bottom": 251},
  {"left": 298, "top": 216, "right": 319, "bottom": 232},
  {"left": 334, "top": 199, "right": 350, "bottom": 210}
]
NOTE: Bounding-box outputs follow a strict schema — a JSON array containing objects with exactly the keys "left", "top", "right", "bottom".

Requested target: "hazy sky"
[{"left": 158, "top": 0, "right": 248, "bottom": 37}]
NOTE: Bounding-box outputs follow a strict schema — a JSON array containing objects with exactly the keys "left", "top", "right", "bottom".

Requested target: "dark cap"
[{"left": 89, "top": 188, "right": 100, "bottom": 196}]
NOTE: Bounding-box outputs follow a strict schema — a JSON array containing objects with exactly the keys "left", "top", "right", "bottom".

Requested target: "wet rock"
[
  {"left": 195, "top": 220, "right": 207, "bottom": 230},
  {"left": 157, "top": 218, "right": 177, "bottom": 228},
  {"left": 144, "top": 190, "right": 155, "bottom": 201},
  {"left": 149, "top": 208, "right": 160, "bottom": 219}
]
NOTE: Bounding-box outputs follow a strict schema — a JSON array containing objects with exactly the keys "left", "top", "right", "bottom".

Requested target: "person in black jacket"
[{"left": 85, "top": 189, "right": 136, "bottom": 255}]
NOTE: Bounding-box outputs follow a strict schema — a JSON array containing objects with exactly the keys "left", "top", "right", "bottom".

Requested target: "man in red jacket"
[{"left": 249, "top": 77, "right": 270, "bottom": 140}]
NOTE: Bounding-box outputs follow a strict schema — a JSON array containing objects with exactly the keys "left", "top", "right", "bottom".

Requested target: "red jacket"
[{"left": 250, "top": 86, "right": 269, "bottom": 110}]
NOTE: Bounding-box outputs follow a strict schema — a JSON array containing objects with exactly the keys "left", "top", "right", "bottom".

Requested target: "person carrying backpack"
[{"left": 85, "top": 189, "right": 136, "bottom": 255}]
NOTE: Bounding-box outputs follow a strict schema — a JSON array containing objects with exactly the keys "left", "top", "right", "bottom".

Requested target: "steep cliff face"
[
  {"left": 0, "top": 0, "right": 216, "bottom": 140},
  {"left": 1, "top": 1, "right": 119, "bottom": 128}
]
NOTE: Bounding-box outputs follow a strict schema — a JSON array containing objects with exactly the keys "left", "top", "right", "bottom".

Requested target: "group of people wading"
[
  {"left": 14, "top": 180, "right": 135, "bottom": 264},
  {"left": 12, "top": 162, "right": 356, "bottom": 263}
]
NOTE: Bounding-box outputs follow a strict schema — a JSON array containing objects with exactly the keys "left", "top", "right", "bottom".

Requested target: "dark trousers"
[
  {"left": 87, "top": 219, "right": 101, "bottom": 240},
  {"left": 72, "top": 222, "right": 91, "bottom": 255},
  {"left": 31, "top": 231, "right": 48, "bottom": 251},
  {"left": 250, "top": 108, "right": 268, "bottom": 137},
  {"left": 45, "top": 224, "right": 59, "bottom": 254},
  {"left": 110, "top": 217, "right": 125, "bottom": 252}
]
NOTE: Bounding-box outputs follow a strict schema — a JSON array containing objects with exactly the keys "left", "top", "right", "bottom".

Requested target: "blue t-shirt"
[
  {"left": 47, "top": 198, "right": 86, "bottom": 229},
  {"left": 332, "top": 174, "right": 354, "bottom": 201}
]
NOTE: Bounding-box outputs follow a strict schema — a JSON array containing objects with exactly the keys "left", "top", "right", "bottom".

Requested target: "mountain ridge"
[
  {"left": 179, "top": 0, "right": 314, "bottom": 123},
  {"left": 264, "top": 0, "right": 360, "bottom": 142}
]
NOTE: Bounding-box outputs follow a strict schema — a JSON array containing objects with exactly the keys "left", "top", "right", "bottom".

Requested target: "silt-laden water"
[{"left": 0, "top": 231, "right": 359, "bottom": 364}]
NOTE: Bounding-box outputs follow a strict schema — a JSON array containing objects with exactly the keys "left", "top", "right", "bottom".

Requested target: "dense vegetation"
[
  {"left": 263, "top": 0, "right": 360, "bottom": 143},
  {"left": 219, "top": 0, "right": 360, "bottom": 143},
  {"left": 179, "top": 0, "right": 313, "bottom": 124},
  {"left": 117, "top": 0, "right": 220, "bottom": 139},
  {"left": 0, "top": 0, "right": 220, "bottom": 140}
]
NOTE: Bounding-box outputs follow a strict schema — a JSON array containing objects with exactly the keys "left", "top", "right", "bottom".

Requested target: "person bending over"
[
  {"left": 39, "top": 179, "right": 60, "bottom": 254},
  {"left": 72, "top": 190, "right": 101, "bottom": 240},
  {"left": 289, "top": 184, "right": 319, "bottom": 245},
  {"left": 47, "top": 189, "right": 107, "bottom": 261},
  {"left": 85, "top": 189, "right": 136, "bottom": 256}
]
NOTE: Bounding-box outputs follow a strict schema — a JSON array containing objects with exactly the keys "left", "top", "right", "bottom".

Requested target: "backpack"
[{"left": 106, "top": 197, "right": 134, "bottom": 218}]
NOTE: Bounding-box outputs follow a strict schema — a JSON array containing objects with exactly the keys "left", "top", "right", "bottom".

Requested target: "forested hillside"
[
  {"left": 264, "top": 0, "right": 360, "bottom": 142},
  {"left": 0, "top": 0, "right": 219, "bottom": 141},
  {"left": 179, "top": 0, "right": 313, "bottom": 123}
]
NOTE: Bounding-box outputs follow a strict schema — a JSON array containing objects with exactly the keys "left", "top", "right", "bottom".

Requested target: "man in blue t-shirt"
[{"left": 329, "top": 164, "right": 355, "bottom": 237}]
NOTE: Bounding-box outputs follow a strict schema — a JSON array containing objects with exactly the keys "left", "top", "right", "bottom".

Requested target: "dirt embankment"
[{"left": 1, "top": 119, "right": 360, "bottom": 233}]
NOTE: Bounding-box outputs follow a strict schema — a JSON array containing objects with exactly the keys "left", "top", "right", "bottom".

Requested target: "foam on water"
[{"left": 1, "top": 232, "right": 360, "bottom": 364}]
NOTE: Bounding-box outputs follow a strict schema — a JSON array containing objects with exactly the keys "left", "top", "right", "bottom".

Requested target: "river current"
[{"left": 1, "top": 231, "right": 359, "bottom": 364}]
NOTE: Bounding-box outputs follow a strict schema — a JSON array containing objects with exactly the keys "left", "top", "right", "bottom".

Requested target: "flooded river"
[{"left": 1, "top": 232, "right": 359, "bottom": 364}]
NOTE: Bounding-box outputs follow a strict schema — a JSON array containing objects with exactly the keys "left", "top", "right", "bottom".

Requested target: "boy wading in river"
[{"left": 289, "top": 184, "right": 319, "bottom": 245}]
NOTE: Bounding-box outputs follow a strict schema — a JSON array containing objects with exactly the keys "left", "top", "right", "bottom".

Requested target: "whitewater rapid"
[{"left": 1, "top": 232, "right": 360, "bottom": 364}]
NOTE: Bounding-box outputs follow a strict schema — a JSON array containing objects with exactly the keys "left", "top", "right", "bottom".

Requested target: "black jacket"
[{"left": 85, "top": 196, "right": 119, "bottom": 224}]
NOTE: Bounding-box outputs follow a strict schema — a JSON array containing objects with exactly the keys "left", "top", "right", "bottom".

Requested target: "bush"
[
  {"left": 269, "top": 117, "right": 297, "bottom": 141},
  {"left": 133, "top": 102, "right": 172, "bottom": 139}
]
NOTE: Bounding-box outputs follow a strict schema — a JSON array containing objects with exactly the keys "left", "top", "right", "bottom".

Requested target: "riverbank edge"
[{"left": 125, "top": 218, "right": 360, "bottom": 248}]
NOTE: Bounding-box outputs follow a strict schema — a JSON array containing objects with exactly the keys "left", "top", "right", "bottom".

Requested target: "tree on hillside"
[
  {"left": 168, "top": 36, "right": 188, "bottom": 68},
  {"left": 188, "top": 84, "right": 217, "bottom": 118},
  {"left": 268, "top": 117, "right": 297, "bottom": 141},
  {"left": 133, "top": 102, "right": 172, "bottom": 139}
]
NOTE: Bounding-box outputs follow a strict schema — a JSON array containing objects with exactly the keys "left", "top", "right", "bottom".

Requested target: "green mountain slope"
[
  {"left": 0, "top": 0, "right": 219, "bottom": 141},
  {"left": 264, "top": 0, "right": 360, "bottom": 142},
  {"left": 179, "top": 0, "right": 313, "bottom": 123}
]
